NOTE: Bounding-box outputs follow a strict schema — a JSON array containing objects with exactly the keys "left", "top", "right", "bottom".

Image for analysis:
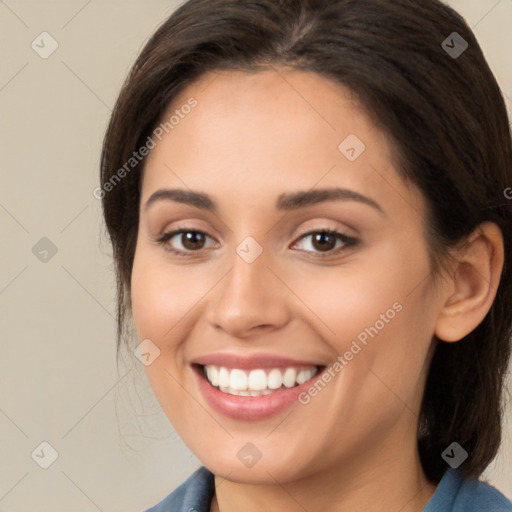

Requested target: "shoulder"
[
  {"left": 142, "top": 466, "right": 215, "bottom": 512},
  {"left": 424, "top": 468, "right": 512, "bottom": 512},
  {"left": 453, "top": 472, "right": 512, "bottom": 512}
]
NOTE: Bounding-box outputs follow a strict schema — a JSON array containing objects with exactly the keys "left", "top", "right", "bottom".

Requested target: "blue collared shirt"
[{"left": 143, "top": 465, "right": 512, "bottom": 512}]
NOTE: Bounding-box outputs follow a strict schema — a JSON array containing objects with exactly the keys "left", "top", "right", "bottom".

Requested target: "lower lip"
[{"left": 193, "top": 365, "right": 323, "bottom": 421}]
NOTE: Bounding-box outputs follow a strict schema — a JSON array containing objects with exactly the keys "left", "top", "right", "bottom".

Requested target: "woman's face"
[{"left": 131, "top": 68, "right": 445, "bottom": 484}]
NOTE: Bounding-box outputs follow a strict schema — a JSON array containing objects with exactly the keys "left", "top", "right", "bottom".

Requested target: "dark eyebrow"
[
  {"left": 276, "top": 188, "right": 384, "bottom": 215},
  {"left": 145, "top": 189, "right": 217, "bottom": 212},
  {"left": 144, "top": 187, "right": 384, "bottom": 215}
]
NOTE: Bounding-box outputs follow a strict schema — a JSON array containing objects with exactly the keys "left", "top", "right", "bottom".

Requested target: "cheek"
[
  {"left": 284, "top": 258, "right": 411, "bottom": 348},
  {"left": 130, "top": 248, "right": 204, "bottom": 424},
  {"left": 285, "top": 246, "right": 434, "bottom": 391},
  {"left": 130, "top": 248, "right": 211, "bottom": 346}
]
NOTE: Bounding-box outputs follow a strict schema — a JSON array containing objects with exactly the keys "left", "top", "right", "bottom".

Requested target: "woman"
[{"left": 99, "top": 0, "right": 512, "bottom": 510}]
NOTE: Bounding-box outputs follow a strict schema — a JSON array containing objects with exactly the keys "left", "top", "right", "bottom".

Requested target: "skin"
[{"left": 130, "top": 68, "right": 504, "bottom": 512}]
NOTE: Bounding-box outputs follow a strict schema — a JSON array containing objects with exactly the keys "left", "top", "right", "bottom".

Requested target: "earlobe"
[{"left": 434, "top": 222, "right": 504, "bottom": 343}]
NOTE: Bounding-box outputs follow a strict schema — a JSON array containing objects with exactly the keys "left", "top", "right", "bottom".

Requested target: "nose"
[{"left": 205, "top": 247, "right": 291, "bottom": 339}]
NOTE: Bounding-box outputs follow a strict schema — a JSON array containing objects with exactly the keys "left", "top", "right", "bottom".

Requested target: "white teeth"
[
  {"left": 202, "top": 364, "right": 318, "bottom": 394},
  {"left": 282, "top": 368, "right": 297, "bottom": 388},
  {"left": 230, "top": 369, "right": 248, "bottom": 390},
  {"left": 267, "top": 368, "right": 283, "bottom": 389},
  {"left": 206, "top": 366, "right": 219, "bottom": 387},
  {"left": 218, "top": 367, "right": 230, "bottom": 388},
  {"left": 248, "top": 369, "right": 267, "bottom": 390},
  {"left": 296, "top": 368, "right": 315, "bottom": 385}
]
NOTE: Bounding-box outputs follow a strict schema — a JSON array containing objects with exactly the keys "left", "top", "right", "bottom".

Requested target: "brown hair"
[{"left": 100, "top": 0, "right": 512, "bottom": 483}]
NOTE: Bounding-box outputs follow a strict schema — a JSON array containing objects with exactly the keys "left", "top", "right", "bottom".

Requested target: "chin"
[{"left": 198, "top": 447, "right": 316, "bottom": 485}]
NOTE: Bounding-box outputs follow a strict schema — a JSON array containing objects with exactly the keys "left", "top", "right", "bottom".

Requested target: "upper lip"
[{"left": 191, "top": 352, "right": 325, "bottom": 370}]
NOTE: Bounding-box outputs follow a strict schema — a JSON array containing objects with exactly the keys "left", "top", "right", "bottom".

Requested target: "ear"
[{"left": 434, "top": 222, "right": 504, "bottom": 343}]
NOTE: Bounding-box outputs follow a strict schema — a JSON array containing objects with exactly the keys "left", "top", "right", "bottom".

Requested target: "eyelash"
[{"left": 156, "top": 227, "right": 358, "bottom": 259}]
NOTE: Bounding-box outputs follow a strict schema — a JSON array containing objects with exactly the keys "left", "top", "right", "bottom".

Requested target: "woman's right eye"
[{"left": 156, "top": 229, "right": 217, "bottom": 257}]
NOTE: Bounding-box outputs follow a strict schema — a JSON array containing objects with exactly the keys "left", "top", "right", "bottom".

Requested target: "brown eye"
[
  {"left": 180, "top": 231, "right": 206, "bottom": 250},
  {"left": 157, "top": 229, "right": 217, "bottom": 256},
  {"left": 310, "top": 232, "right": 337, "bottom": 252},
  {"left": 292, "top": 229, "right": 358, "bottom": 255}
]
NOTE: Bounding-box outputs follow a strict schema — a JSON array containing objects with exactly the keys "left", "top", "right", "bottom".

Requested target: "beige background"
[{"left": 0, "top": 1, "right": 511, "bottom": 511}]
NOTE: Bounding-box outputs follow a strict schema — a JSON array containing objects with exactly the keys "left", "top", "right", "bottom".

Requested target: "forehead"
[
  {"left": 140, "top": 68, "right": 422, "bottom": 219},
  {"left": 147, "top": 68, "right": 380, "bottom": 167}
]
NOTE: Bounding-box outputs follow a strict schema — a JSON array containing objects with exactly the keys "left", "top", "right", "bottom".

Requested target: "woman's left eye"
[
  {"left": 291, "top": 229, "right": 358, "bottom": 255},
  {"left": 156, "top": 228, "right": 358, "bottom": 257}
]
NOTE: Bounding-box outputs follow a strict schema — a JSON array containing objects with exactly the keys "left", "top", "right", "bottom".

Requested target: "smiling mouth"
[{"left": 194, "top": 364, "right": 325, "bottom": 397}]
